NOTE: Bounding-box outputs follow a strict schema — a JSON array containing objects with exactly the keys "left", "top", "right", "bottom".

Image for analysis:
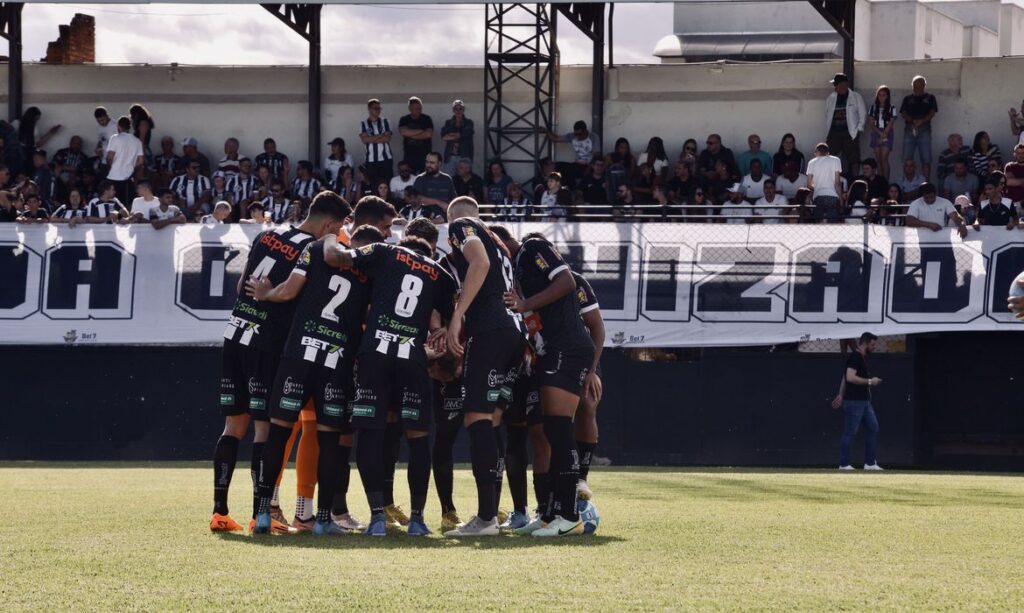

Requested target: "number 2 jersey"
[
  {"left": 514, "top": 237, "right": 593, "bottom": 354},
  {"left": 224, "top": 226, "right": 315, "bottom": 353},
  {"left": 350, "top": 242, "right": 457, "bottom": 364},
  {"left": 445, "top": 216, "right": 525, "bottom": 337},
  {"left": 280, "top": 240, "right": 372, "bottom": 368}
]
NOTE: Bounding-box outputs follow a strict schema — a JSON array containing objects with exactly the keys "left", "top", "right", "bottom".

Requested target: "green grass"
[{"left": 2, "top": 464, "right": 1023, "bottom": 611}]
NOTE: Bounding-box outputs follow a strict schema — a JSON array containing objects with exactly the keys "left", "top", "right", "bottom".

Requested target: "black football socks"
[
  {"left": 467, "top": 420, "right": 498, "bottom": 522},
  {"left": 357, "top": 428, "right": 387, "bottom": 521},
  {"left": 406, "top": 435, "right": 431, "bottom": 521},
  {"left": 432, "top": 416, "right": 460, "bottom": 514},
  {"left": 543, "top": 415, "right": 580, "bottom": 522},
  {"left": 315, "top": 430, "right": 341, "bottom": 523},
  {"left": 331, "top": 443, "right": 353, "bottom": 516},
  {"left": 577, "top": 440, "right": 596, "bottom": 482},
  {"left": 505, "top": 424, "right": 529, "bottom": 514},
  {"left": 254, "top": 423, "right": 292, "bottom": 516},
  {"left": 213, "top": 435, "right": 240, "bottom": 516}
]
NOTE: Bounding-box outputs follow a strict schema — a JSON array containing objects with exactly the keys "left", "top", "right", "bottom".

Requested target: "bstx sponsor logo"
[{"left": 258, "top": 232, "right": 303, "bottom": 261}]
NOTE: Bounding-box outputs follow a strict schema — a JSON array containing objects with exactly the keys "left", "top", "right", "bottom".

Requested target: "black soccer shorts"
[
  {"left": 433, "top": 377, "right": 465, "bottom": 427},
  {"left": 460, "top": 327, "right": 526, "bottom": 414},
  {"left": 504, "top": 367, "right": 541, "bottom": 426},
  {"left": 351, "top": 352, "right": 432, "bottom": 432},
  {"left": 267, "top": 356, "right": 355, "bottom": 431},
  {"left": 537, "top": 346, "right": 594, "bottom": 397},
  {"left": 220, "top": 341, "right": 278, "bottom": 421}
]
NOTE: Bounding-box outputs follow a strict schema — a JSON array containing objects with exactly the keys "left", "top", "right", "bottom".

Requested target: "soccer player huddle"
[{"left": 210, "top": 191, "right": 604, "bottom": 538}]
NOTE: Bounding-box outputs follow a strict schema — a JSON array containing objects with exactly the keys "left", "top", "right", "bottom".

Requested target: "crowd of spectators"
[{"left": 2, "top": 77, "right": 1023, "bottom": 234}]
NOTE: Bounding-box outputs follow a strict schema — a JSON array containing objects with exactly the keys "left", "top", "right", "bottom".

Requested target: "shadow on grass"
[{"left": 215, "top": 531, "right": 625, "bottom": 550}]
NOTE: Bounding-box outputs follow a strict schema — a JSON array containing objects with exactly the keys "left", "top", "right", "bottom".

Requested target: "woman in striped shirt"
[
  {"left": 50, "top": 188, "right": 88, "bottom": 226},
  {"left": 971, "top": 131, "right": 1002, "bottom": 181}
]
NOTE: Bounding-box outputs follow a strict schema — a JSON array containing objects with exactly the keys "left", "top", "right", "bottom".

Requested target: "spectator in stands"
[
  {"left": 209, "top": 173, "right": 233, "bottom": 217},
  {"left": 867, "top": 85, "right": 896, "bottom": 179},
  {"left": 412, "top": 151, "right": 455, "bottom": 210},
  {"left": 129, "top": 104, "right": 154, "bottom": 142},
  {"left": 324, "top": 138, "right": 353, "bottom": 187},
  {"left": 398, "top": 189, "right": 445, "bottom": 225},
  {"left": 528, "top": 157, "right": 556, "bottom": 194},
  {"left": 941, "top": 158, "right": 979, "bottom": 202},
  {"left": 51, "top": 188, "right": 87, "bottom": 225},
  {"left": 291, "top": 160, "right": 322, "bottom": 204},
  {"left": 605, "top": 137, "right": 636, "bottom": 196},
  {"left": 737, "top": 134, "right": 772, "bottom": 177},
  {"left": 31, "top": 149, "right": 54, "bottom": 210},
  {"left": 0, "top": 165, "right": 20, "bottom": 222},
  {"left": 331, "top": 165, "right": 359, "bottom": 204},
  {"left": 678, "top": 138, "right": 699, "bottom": 174},
  {"left": 937, "top": 133, "right": 971, "bottom": 183},
  {"left": 217, "top": 138, "right": 242, "bottom": 178},
  {"left": 806, "top": 142, "right": 843, "bottom": 223},
  {"left": 15, "top": 107, "right": 60, "bottom": 170},
  {"left": 697, "top": 134, "right": 737, "bottom": 184},
  {"left": 497, "top": 181, "right": 532, "bottom": 221},
  {"left": 895, "top": 159, "right": 925, "bottom": 201},
  {"left": 169, "top": 159, "right": 212, "bottom": 219},
  {"left": 548, "top": 120, "right": 601, "bottom": 184},
  {"left": 86, "top": 180, "right": 130, "bottom": 224},
  {"left": 52, "top": 135, "right": 86, "bottom": 194},
  {"left": 900, "top": 75, "right": 938, "bottom": 180},
  {"left": 637, "top": 137, "right": 669, "bottom": 178},
  {"left": 846, "top": 179, "right": 870, "bottom": 223},
  {"left": 94, "top": 106, "right": 116, "bottom": 155},
  {"left": 153, "top": 136, "right": 181, "bottom": 189},
  {"left": 360, "top": 98, "right": 394, "bottom": 186},
  {"left": 887, "top": 183, "right": 904, "bottom": 205},
  {"left": 855, "top": 158, "right": 889, "bottom": 200},
  {"left": 375, "top": 180, "right": 398, "bottom": 208},
  {"left": 441, "top": 99, "right": 474, "bottom": 175},
  {"left": 399, "top": 96, "right": 433, "bottom": 174},
  {"left": 611, "top": 183, "right": 638, "bottom": 221},
  {"left": 706, "top": 159, "right": 734, "bottom": 205},
  {"left": 953, "top": 194, "right": 977, "bottom": 225},
  {"left": 389, "top": 160, "right": 416, "bottom": 208},
  {"left": 134, "top": 118, "right": 154, "bottom": 174},
  {"left": 200, "top": 201, "right": 233, "bottom": 224},
  {"left": 105, "top": 116, "right": 144, "bottom": 205},
  {"left": 906, "top": 182, "right": 968, "bottom": 237},
  {"left": 260, "top": 179, "right": 290, "bottom": 223},
  {"left": 720, "top": 182, "right": 751, "bottom": 224},
  {"left": 970, "top": 131, "right": 1001, "bottom": 181},
  {"left": 631, "top": 162, "right": 656, "bottom": 203},
  {"left": 242, "top": 200, "right": 267, "bottom": 225},
  {"left": 1008, "top": 98, "right": 1024, "bottom": 145},
  {"left": 180, "top": 137, "right": 211, "bottom": 177},
  {"left": 535, "top": 171, "right": 571, "bottom": 220},
  {"left": 485, "top": 160, "right": 513, "bottom": 204},
  {"left": 254, "top": 137, "right": 289, "bottom": 183},
  {"left": 754, "top": 178, "right": 788, "bottom": 224},
  {"left": 775, "top": 160, "right": 807, "bottom": 200},
  {"left": 79, "top": 170, "right": 98, "bottom": 202},
  {"left": 129, "top": 179, "right": 161, "bottom": 222},
  {"left": 773, "top": 133, "right": 805, "bottom": 176},
  {"left": 825, "top": 73, "right": 866, "bottom": 177},
  {"left": 1003, "top": 143, "right": 1024, "bottom": 207},
  {"left": 17, "top": 193, "right": 49, "bottom": 223},
  {"left": 680, "top": 186, "right": 710, "bottom": 222},
  {"left": 651, "top": 185, "right": 676, "bottom": 221},
  {"left": 973, "top": 179, "right": 1019, "bottom": 231},
  {"left": 0, "top": 122, "right": 20, "bottom": 176},
  {"left": 149, "top": 188, "right": 186, "bottom": 229},
  {"left": 579, "top": 158, "right": 611, "bottom": 213},
  {"left": 740, "top": 158, "right": 768, "bottom": 203},
  {"left": 229, "top": 158, "right": 259, "bottom": 207},
  {"left": 665, "top": 161, "right": 697, "bottom": 204}
]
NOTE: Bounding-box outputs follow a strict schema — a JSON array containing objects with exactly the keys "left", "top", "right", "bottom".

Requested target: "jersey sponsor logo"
[
  {"left": 394, "top": 250, "right": 439, "bottom": 281},
  {"left": 282, "top": 376, "right": 304, "bottom": 397},
  {"left": 526, "top": 390, "right": 540, "bottom": 406},
  {"left": 247, "top": 376, "right": 267, "bottom": 396},
  {"left": 301, "top": 335, "right": 344, "bottom": 356},
  {"left": 323, "top": 382, "right": 344, "bottom": 403},
  {"left": 577, "top": 288, "right": 587, "bottom": 305},
  {"left": 351, "top": 404, "right": 376, "bottom": 418},
  {"left": 358, "top": 244, "right": 375, "bottom": 256},
  {"left": 378, "top": 314, "right": 419, "bottom": 335},
  {"left": 401, "top": 407, "right": 420, "bottom": 420},
  {"left": 220, "top": 393, "right": 235, "bottom": 405},
  {"left": 535, "top": 252, "right": 550, "bottom": 271},
  {"left": 258, "top": 232, "right": 304, "bottom": 261},
  {"left": 227, "top": 314, "right": 261, "bottom": 333},
  {"left": 324, "top": 403, "right": 344, "bottom": 417},
  {"left": 303, "top": 320, "right": 348, "bottom": 343},
  {"left": 443, "top": 398, "right": 463, "bottom": 412},
  {"left": 298, "top": 247, "right": 312, "bottom": 266},
  {"left": 486, "top": 367, "right": 518, "bottom": 388},
  {"left": 249, "top": 398, "right": 266, "bottom": 410},
  {"left": 280, "top": 397, "right": 303, "bottom": 411}
]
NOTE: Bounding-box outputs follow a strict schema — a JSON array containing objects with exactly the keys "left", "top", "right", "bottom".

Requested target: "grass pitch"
[{"left": 2, "top": 464, "right": 1023, "bottom": 611}]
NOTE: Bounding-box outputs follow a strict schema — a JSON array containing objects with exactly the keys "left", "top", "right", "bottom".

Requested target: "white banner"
[{"left": 1, "top": 223, "right": 1023, "bottom": 346}]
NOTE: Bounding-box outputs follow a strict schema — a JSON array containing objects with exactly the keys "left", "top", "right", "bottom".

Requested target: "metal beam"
[
  {"left": 807, "top": 0, "right": 855, "bottom": 84},
  {"left": 262, "top": 4, "right": 322, "bottom": 167},
  {"left": 1, "top": 3, "right": 24, "bottom": 122}
]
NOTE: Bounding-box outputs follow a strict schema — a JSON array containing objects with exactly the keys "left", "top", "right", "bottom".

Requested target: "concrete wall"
[{"left": 2, "top": 58, "right": 1023, "bottom": 180}]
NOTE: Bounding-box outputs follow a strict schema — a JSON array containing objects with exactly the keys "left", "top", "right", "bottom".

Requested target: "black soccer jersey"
[
  {"left": 514, "top": 238, "right": 593, "bottom": 354},
  {"left": 445, "top": 217, "right": 524, "bottom": 336},
  {"left": 573, "top": 271, "right": 600, "bottom": 314},
  {"left": 350, "top": 242, "right": 456, "bottom": 364},
  {"left": 224, "top": 226, "right": 315, "bottom": 352},
  {"left": 280, "top": 240, "right": 372, "bottom": 368}
]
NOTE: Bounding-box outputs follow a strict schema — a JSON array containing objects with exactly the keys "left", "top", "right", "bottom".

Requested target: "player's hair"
[
  {"left": 297, "top": 160, "right": 313, "bottom": 173},
  {"left": 522, "top": 232, "right": 547, "bottom": 243},
  {"left": 99, "top": 179, "right": 115, "bottom": 194},
  {"left": 117, "top": 116, "right": 132, "bottom": 130},
  {"left": 93, "top": 106, "right": 109, "bottom": 119},
  {"left": 488, "top": 224, "right": 513, "bottom": 241},
  {"left": 426, "top": 151, "right": 443, "bottom": 164},
  {"left": 405, "top": 217, "right": 439, "bottom": 245},
  {"left": 352, "top": 195, "right": 398, "bottom": 226},
  {"left": 307, "top": 191, "right": 350, "bottom": 221},
  {"left": 398, "top": 236, "right": 433, "bottom": 258},
  {"left": 350, "top": 224, "right": 385, "bottom": 247},
  {"left": 859, "top": 332, "right": 878, "bottom": 344},
  {"left": 447, "top": 196, "right": 479, "bottom": 219},
  {"left": 214, "top": 200, "right": 232, "bottom": 212}
]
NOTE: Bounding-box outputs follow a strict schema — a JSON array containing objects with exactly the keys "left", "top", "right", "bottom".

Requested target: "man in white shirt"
[
  {"left": 94, "top": 107, "right": 117, "bottom": 154},
  {"left": 720, "top": 183, "right": 751, "bottom": 224},
  {"left": 775, "top": 161, "right": 808, "bottom": 199},
  {"left": 389, "top": 160, "right": 416, "bottom": 208},
  {"left": 150, "top": 189, "right": 186, "bottom": 230},
  {"left": 825, "top": 73, "right": 867, "bottom": 177},
  {"left": 754, "top": 179, "right": 789, "bottom": 224},
  {"left": 906, "top": 182, "right": 968, "bottom": 238},
  {"left": 740, "top": 158, "right": 768, "bottom": 203},
  {"left": 806, "top": 143, "right": 844, "bottom": 223},
  {"left": 129, "top": 179, "right": 161, "bottom": 222},
  {"left": 200, "top": 201, "right": 233, "bottom": 224},
  {"left": 105, "top": 116, "right": 144, "bottom": 205}
]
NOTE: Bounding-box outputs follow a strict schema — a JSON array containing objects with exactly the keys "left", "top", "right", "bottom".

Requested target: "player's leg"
[
  {"left": 270, "top": 424, "right": 300, "bottom": 524},
  {"left": 400, "top": 367, "right": 434, "bottom": 535},
  {"left": 211, "top": 342, "right": 249, "bottom": 531},
  {"left": 309, "top": 369, "right": 352, "bottom": 535},
  {"left": 574, "top": 392, "right": 599, "bottom": 500},
  {"left": 291, "top": 409, "right": 319, "bottom": 531},
  {"left": 331, "top": 430, "right": 364, "bottom": 531},
  {"left": 494, "top": 421, "right": 507, "bottom": 521},
  {"left": 432, "top": 395, "right": 462, "bottom": 531},
  {"left": 247, "top": 349, "right": 278, "bottom": 526},
  {"left": 500, "top": 371, "right": 533, "bottom": 530},
  {"left": 351, "top": 354, "right": 392, "bottom": 536},
  {"left": 382, "top": 417, "right": 407, "bottom": 527},
  {"left": 862, "top": 403, "right": 882, "bottom": 470}
]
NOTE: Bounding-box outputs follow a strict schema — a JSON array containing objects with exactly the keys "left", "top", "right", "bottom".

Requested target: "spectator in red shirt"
[{"left": 1003, "top": 143, "right": 1024, "bottom": 206}]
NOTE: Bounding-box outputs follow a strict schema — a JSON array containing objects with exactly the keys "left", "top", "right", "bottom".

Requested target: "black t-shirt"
[
  {"left": 225, "top": 227, "right": 315, "bottom": 352},
  {"left": 845, "top": 351, "right": 871, "bottom": 401},
  {"left": 831, "top": 93, "right": 848, "bottom": 132},
  {"left": 446, "top": 217, "right": 524, "bottom": 336},
  {"left": 453, "top": 173, "right": 485, "bottom": 202},
  {"left": 399, "top": 113, "right": 434, "bottom": 166},
  {"left": 977, "top": 201, "right": 1016, "bottom": 226},
  {"left": 573, "top": 272, "right": 599, "bottom": 314},
  {"left": 514, "top": 238, "right": 594, "bottom": 354},
  {"left": 350, "top": 242, "right": 456, "bottom": 364},
  {"left": 578, "top": 173, "right": 609, "bottom": 204},
  {"left": 281, "top": 240, "right": 372, "bottom": 366},
  {"left": 413, "top": 172, "right": 456, "bottom": 206},
  {"left": 899, "top": 93, "right": 938, "bottom": 123}
]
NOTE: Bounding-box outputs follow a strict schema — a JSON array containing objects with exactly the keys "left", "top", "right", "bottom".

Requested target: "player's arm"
[
  {"left": 321, "top": 233, "right": 356, "bottom": 269},
  {"left": 246, "top": 270, "right": 307, "bottom": 302},
  {"left": 506, "top": 267, "right": 575, "bottom": 313},
  {"left": 581, "top": 306, "right": 605, "bottom": 402},
  {"left": 447, "top": 237, "right": 488, "bottom": 356}
]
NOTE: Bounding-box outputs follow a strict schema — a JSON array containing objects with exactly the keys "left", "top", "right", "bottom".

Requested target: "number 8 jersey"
[{"left": 350, "top": 242, "right": 457, "bottom": 363}]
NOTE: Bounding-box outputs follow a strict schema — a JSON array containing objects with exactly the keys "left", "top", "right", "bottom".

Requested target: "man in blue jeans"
[
  {"left": 899, "top": 76, "right": 938, "bottom": 181},
  {"left": 831, "top": 332, "right": 883, "bottom": 470}
]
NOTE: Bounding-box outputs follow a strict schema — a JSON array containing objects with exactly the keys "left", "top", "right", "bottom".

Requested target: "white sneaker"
[
  {"left": 532, "top": 515, "right": 584, "bottom": 537},
  {"left": 863, "top": 463, "right": 884, "bottom": 471},
  {"left": 331, "top": 512, "right": 366, "bottom": 531},
  {"left": 512, "top": 515, "right": 546, "bottom": 536},
  {"left": 839, "top": 465, "right": 855, "bottom": 470},
  {"left": 443, "top": 515, "right": 500, "bottom": 537},
  {"left": 577, "top": 479, "right": 593, "bottom": 501}
]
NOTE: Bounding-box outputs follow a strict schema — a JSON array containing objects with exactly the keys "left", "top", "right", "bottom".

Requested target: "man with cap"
[
  {"left": 181, "top": 136, "right": 211, "bottom": 177},
  {"left": 824, "top": 73, "right": 866, "bottom": 178},
  {"left": 399, "top": 96, "right": 434, "bottom": 174},
  {"left": 720, "top": 182, "right": 752, "bottom": 224},
  {"left": 905, "top": 182, "right": 968, "bottom": 238},
  {"left": 441, "top": 99, "right": 474, "bottom": 176},
  {"left": 899, "top": 76, "right": 938, "bottom": 180}
]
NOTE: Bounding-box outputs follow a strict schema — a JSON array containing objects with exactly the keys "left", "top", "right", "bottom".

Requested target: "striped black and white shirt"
[
  {"left": 255, "top": 152, "right": 289, "bottom": 178},
  {"left": 229, "top": 174, "right": 260, "bottom": 204},
  {"left": 361, "top": 117, "right": 393, "bottom": 163},
  {"left": 260, "top": 196, "right": 291, "bottom": 223},
  {"left": 153, "top": 153, "right": 183, "bottom": 176},
  {"left": 169, "top": 174, "right": 212, "bottom": 208},
  {"left": 210, "top": 187, "right": 233, "bottom": 205},
  {"left": 51, "top": 204, "right": 88, "bottom": 220},
  {"left": 53, "top": 148, "right": 87, "bottom": 174},
  {"left": 87, "top": 197, "right": 128, "bottom": 222},
  {"left": 291, "top": 176, "right": 322, "bottom": 201}
]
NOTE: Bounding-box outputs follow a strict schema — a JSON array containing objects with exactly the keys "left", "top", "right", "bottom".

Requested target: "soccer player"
[
  {"left": 323, "top": 207, "right": 457, "bottom": 536},
  {"left": 570, "top": 271, "right": 604, "bottom": 500},
  {"left": 504, "top": 233, "right": 596, "bottom": 536},
  {"left": 247, "top": 222, "right": 380, "bottom": 535},
  {"left": 443, "top": 197, "right": 526, "bottom": 537},
  {"left": 210, "top": 191, "right": 348, "bottom": 533}
]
